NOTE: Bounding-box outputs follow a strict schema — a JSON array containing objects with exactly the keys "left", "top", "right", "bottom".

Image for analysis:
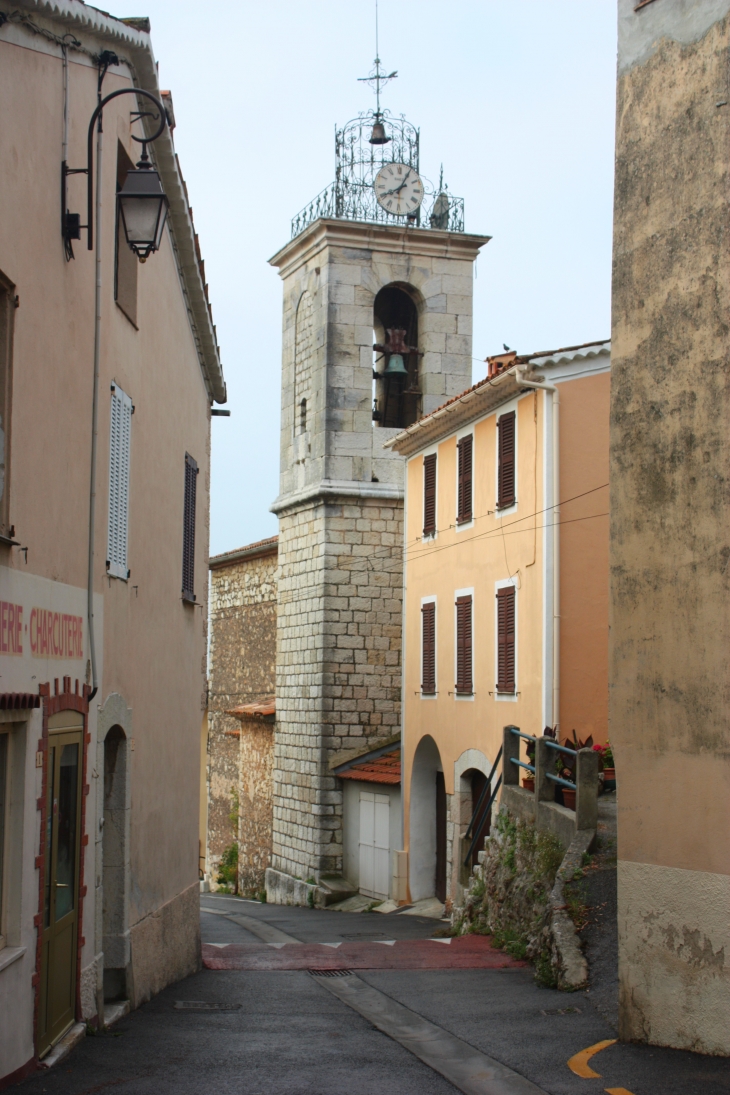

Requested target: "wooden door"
[
  {"left": 38, "top": 722, "right": 83, "bottom": 1056},
  {"left": 435, "top": 772, "right": 447, "bottom": 902},
  {"left": 359, "top": 791, "right": 390, "bottom": 900}
]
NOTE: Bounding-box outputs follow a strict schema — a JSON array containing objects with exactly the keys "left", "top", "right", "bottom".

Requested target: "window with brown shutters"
[
  {"left": 457, "top": 435, "right": 473, "bottom": 523},
  {"left": 497, "top": 411, "right": 516, "bottom": 508},
  {"left": 182, "top": 453, "right": 198, "bottom": 603},
  {"left": 421, "top": 601, "right": 436, "bottom": 694},
  {"left": 423, "top": 454, "right": 436, "bottom": 536},
  {"left": 496, "top": 585, "right": 516, "bottom": 693},
  {"left": 455, "top": 595, "right": 473, "bottom": 695}
]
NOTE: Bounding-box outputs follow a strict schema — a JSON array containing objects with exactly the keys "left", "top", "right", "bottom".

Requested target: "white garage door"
[{"left": 359, "top": 791, "right": 390, "bottom": 899}]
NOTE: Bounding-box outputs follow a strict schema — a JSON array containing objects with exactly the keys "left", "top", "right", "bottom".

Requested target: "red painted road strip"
[{"left": 202, "top": 936, "right": 527, "bottom": 971}]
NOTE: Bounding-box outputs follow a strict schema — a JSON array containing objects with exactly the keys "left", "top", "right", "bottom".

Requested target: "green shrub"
[
  {"left": 454, "top": 811, "right": 564, "bottom": 987},
  {"left": 217, "top": 842, "right": 238, "bottom": 891}
]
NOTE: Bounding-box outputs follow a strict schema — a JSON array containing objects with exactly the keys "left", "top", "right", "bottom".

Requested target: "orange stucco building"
[{"left": 388, "top": 341, "right": 610, "bottom": 907}]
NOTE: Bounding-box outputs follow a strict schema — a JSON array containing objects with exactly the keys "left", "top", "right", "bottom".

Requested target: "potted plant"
[
  {"left": 593, "top": 742, "right": 615, "bottom": 791},
  {"left": 558, "top": 730, "right": 592, "bottom": 809},
  {"left": 522, "top": 740, "right": 536, "bottom": 792}
]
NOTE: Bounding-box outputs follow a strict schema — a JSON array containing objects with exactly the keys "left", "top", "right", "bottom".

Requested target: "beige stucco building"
[
  {"left": 0, "top": 2, "right": 225, "bottom": 1080},
  {"left": 611, "top": 0, "right": 730, "bottom": 1055},
  {"left": 389, "top": 342, "right": 610, "bottom": 908}
]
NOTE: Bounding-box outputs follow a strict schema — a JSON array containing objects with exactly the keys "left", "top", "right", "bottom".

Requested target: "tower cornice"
[{"left": 269, "top": 218, "right": 490, "bottom": 280}]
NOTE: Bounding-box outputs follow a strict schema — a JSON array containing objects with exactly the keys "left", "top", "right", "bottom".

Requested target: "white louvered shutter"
[{"left": 107, "top": 384, "right": 132, "bottom": 580}]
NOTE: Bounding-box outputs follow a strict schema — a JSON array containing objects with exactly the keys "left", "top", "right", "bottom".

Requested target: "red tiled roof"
[
  {"left": 425, "top": 340, "right": 612, "bottom": 420},
  {"left": 339, "top": 749, "right": 401, "bottom": 785},
  {"left": 210, "top": 536, "right": 278, "bottom": 569},
  {"left": 227, "top": 699, "right": 276, "bottom": 721}
]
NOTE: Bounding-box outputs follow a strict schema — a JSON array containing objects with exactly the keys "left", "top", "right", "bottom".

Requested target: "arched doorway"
[
  {"left": 372, "top": 285, "right": 420, "bottom": 430},
  {"left": 103, "top": 726, "right": 129, "bottom": 1002},
  {"left": 463, "top": 768, "right": 492, "bottom": 869},
  {"left": 409, "top": 735, "right": 446, "bottom": 902}
]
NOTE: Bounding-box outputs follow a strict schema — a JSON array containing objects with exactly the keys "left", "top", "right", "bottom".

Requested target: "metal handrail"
[
  {"left": 465, "top": 747, "right": 502, "bottom": 840},
  {"left": 463, "top": 775, "right": 502, "bottom": 867},
  {"left": 546, "top": 772, "right": 576, "bottom": 790},
  {"left": 510, "top": 759, "right": 535, "bottom": 773},
  {"left": 509, "top": 728, "right": 536, "bottom": 743},
  {"left": 544, "top": 739, "right": 577, "bottom": 758}
]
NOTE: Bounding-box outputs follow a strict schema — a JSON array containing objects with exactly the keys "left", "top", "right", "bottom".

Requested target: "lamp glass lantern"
[{"left": 117, "top": 154, "right": 169, "bottom": 262}]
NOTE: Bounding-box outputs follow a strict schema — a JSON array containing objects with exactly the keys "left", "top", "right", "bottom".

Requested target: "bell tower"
[{"left": 267, "top": 73, "right": 489, "bottom": 896}]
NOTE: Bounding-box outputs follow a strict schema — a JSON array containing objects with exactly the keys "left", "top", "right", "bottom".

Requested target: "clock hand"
[{"left": 380, "top": 170, "right": 413, "bottom": 198}]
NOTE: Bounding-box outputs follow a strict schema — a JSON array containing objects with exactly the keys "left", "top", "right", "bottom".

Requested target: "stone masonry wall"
[
  {"left": 274, "top": 498, "right": 403, "bottom": 879},
  {"left": 207, "top": 546, "right": 277, "bottom": 880},
  {"left": 238, "top": 717, "right": 274, "bottom": 896}
]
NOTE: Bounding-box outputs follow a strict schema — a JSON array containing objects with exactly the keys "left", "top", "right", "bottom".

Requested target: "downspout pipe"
[
  {"left": 516, "top": 366, "right": 560, "bottom": 733},
  {"left": 86, "top": 107, "right": 103, "bottom": 703}
]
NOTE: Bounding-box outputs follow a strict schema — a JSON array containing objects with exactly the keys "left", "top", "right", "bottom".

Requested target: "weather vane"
[{"left": 358, "top": 0, "right": 397, "bottom": 143}]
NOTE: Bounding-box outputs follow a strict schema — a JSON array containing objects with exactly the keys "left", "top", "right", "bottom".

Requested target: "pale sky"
[{"left": 135, "top": 1, "right": 618, "bottom": 556}]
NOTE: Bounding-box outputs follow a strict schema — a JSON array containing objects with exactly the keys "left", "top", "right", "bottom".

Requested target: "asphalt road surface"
[{"left": 13, "top": 894, "right": 730, "bottom": 1095}]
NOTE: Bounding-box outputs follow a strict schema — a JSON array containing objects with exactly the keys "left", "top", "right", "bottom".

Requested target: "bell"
[
  {"left": 369, "top": 119, "right": 390, "bottom": 145},
  {"left": 383, "top": 353, "right": 408, "bottom": 377}
]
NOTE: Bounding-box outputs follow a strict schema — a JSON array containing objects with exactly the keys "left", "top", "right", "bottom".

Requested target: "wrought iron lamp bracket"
[{"left": 61, "top": 87, "right": 167, "bottom": 254}]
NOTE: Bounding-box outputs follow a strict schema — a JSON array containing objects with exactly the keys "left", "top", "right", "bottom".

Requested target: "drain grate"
[
  {"left": 174, "top": 1001, "right": 242, "bottom": 1011},
  {"left": 309, "top": 969, "right": 354, "bottom": 978}
]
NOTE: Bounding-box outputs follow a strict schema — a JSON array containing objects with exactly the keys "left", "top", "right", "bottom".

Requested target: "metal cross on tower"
[{"left": 357, "top": 0, "right": 397, "bottom": 121}]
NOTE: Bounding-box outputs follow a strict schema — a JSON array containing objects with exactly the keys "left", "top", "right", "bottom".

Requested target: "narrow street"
[{"left": 13, "top": 895, "right": 728, "bottom": 1095}]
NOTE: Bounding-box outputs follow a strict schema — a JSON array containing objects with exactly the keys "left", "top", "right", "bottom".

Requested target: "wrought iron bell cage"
[{"left": 290, "top": 109, "right": 465, "bottom": 238}]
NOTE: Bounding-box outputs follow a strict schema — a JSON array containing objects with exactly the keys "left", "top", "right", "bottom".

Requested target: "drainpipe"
[{"left": 515, "top": 366, "right": 560, "bottom": 733}]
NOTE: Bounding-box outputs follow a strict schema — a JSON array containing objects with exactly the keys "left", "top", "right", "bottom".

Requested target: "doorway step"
[
  {"left": 38, "top": 1022, "right": 85, "bottom": 1070},
  {"left": 104, "top": 999, "right": 131, "bottom": 1028}
]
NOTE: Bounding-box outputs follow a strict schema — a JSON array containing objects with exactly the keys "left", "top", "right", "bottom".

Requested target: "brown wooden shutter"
[
  {"left": 423, "top": 454, "right": 437, "bottom": 536},
  {"left": 496, "top": 586, "right": 516, "bottom": 693},
  {"left": 421, "top": 601, "right": 436, "bottom": 694},
  {"left": 455, "top": 595, "right": 473, "bottom": 694},
  {"left": 182, "top": 453, "right": 198, "bottom": 602},
  {"left": 457, "top": 435, "right": 473, "bottom": 523},
  {"left": 497, "top": 411, "right": 516, "bottom": 508}
]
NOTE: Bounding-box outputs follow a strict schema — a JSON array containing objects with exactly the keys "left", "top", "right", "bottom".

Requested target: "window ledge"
[
  {"left": 0, "top": 946, "right": 26, "bottom": 974},
  {"left": 182, "top": 593, "right": 196, "bottom": 605}
]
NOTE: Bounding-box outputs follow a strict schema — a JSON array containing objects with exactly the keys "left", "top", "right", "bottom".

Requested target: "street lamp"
[
  {"left": 62, "top": 87, "right": 169, "bottom": 701},
  {"left": 63, "top": 86, "right": 169, "bottom": 258},
  {"left": 117, "top": 144, "right": 169, "bottom": 262}
]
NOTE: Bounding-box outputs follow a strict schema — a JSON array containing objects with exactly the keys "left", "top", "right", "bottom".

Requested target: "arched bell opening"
[{"left": 372, "top": 285, "right": 421, "bottom": 430}]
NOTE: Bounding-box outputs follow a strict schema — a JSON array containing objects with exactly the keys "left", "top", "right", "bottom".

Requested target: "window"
[
  {"left": 107, "top": 384, "right": 132, "bottom": 580},
  {"left": 497, "top": 410, "right": 516, "bottom": 508},
  {"left": 455, "top": 595, "right": 473, "bottom": 695},
  {"left": 0, "top": 732, "right": 6, "bottom": 939},
  {"left": 0, "top": 270, "right": 15, "bottom": 540},
  {"left": 423, "top": 454, "right": 436, "bottom": 536},
  {"left": 182, "top": 453, "right": 198, "bottom": 602},
  {"left": 115, "top": 142, "right": 138, "bottom": 326},
  {"left": 421, "top": 601, "right": 436, "bottom": 695},
  {"left": 496, "top": 586, "right": 516, "bottom": 693},
  {"left": 300, "top": 398, "right": 307, "bottom": 434},
  {"left": 456, "top": 435, "right": 473, "bottom": 524}
]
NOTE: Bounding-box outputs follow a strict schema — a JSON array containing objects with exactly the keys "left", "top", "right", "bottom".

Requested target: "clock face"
[{"left": 374, "top": 163, "right": 424, "bottom": 216}]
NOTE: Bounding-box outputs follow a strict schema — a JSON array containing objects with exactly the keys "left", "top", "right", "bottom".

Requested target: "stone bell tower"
[{"left": 267, "top": 101, "right": 488, "bottom": 896}]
